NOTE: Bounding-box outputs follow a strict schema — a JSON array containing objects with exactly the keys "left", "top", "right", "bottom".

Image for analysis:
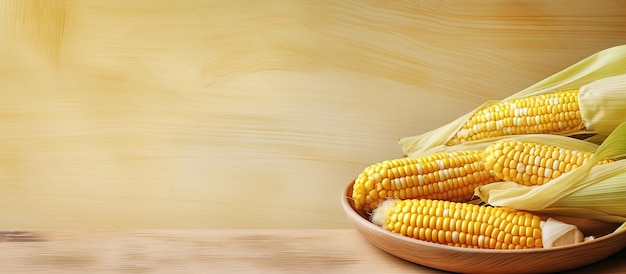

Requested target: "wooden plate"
[{"left": 341, "top": 180, "right": 626, "bottom": 273}]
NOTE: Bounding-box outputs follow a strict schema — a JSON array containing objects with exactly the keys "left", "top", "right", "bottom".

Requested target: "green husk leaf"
[
  {"left": 538, "top": 164, "right": 626, "bottom": 223},
  {"left": 400, "top": 44, "right": 626, "bottom": 158}
]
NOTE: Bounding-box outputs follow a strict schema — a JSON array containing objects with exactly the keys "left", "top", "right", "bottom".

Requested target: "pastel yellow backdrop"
[{"left": 1, "top": 0, "right": 625, "bottom": 228}]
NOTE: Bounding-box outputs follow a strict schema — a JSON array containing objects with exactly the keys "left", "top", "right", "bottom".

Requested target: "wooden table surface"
[{"left": 0, "top": 229, "right": 622, "bottom": 273}]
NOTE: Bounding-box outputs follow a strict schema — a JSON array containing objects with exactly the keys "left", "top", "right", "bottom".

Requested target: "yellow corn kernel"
[
  {"left": 483, "top": 140, "right": 614, "bottom": 185},
  {"left": 372, "top": 199, "right": 543, "bottom": 249},
  {"left": 352, "top": 150, "right": 497, "bottom": 212},
  {"left": 448, "top": 90, "right": 582, "bottom": 145}
]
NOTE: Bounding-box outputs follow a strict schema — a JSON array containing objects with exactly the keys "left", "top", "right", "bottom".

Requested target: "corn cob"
[
  {"left": 372, "top": 199, "right": 584, "bottom": 249},
  {"left": 352, "top": 150, "right": 497, "bottom": 212},
  {"left": 474, "top": 122, "right": 626, "bottom": 223},
  {"left": 399, "top": 46, "right": 626, "bottom": 159},
  {"left": 448, "top": 89, "right": 582, "bottom": 145},
  {"left": 482, "top": 140, "right": 614, "bottom": 186}
]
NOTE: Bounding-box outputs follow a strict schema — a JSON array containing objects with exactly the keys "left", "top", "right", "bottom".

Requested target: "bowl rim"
[{"left": 341, "top": 179, "right": 626, "bottom": 254}]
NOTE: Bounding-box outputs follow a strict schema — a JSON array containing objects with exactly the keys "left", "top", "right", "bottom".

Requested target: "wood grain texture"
[
  {"left": 0, "top": 229, "right": 623, "bottom": 273},
  {"left": 0, "top": 229, "right": 435, "bottom": 273},
  {"left": 0, "top": 0, "right": 625, "bottom": 228}
]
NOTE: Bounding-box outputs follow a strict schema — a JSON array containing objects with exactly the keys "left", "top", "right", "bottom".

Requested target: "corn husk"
[
  {"left": 536, "top": 164, "right": 626, "bottom": 223},
  {"left": 579, "top": 74, "right": 626, "bottom": 144},
  {"left": 401, "top": 130, "right": 604, "bottom": 159},
  {"left": 541, "top": 218, "right": 584, "bottom": 248},
  {"left": 474, "top": 122, "right": 626, "bottom": 223},
  {"left": 400, "top": 44, "right": 626, "bottom": 158}
]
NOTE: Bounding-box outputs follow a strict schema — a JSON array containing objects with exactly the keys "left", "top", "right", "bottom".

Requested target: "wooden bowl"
[{"left": 341, "top": 180, "right": 626, "bottom": 273}]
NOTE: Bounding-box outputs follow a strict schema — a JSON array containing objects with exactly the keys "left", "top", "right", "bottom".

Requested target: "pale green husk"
[
  {"left": 400, "top": 44, "right": 626, "bottom": 158},
  {"left": 474, "top": 122, "right": 626, "bottom": 223},
  {"left": 579, "top": 74, "right": 626, "bottom": 144}
]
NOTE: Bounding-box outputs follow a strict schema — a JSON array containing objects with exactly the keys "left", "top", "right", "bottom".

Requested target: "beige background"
[{"left": 0, "top": 0, "right": 625, "bottom": 228}]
